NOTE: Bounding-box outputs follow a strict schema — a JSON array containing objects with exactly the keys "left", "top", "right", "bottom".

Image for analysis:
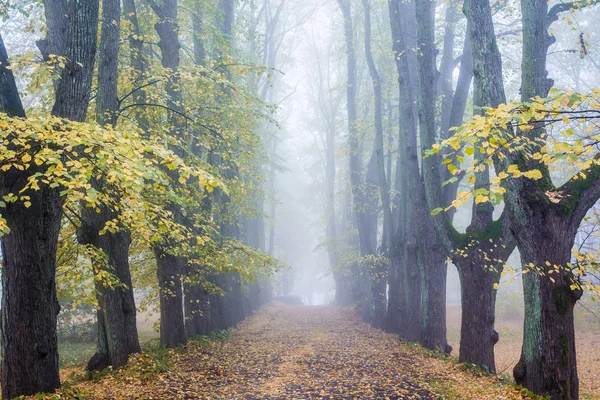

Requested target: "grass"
[
  {"left": 58, "top": 311, "right": 160, "bottom": 370},
  {"left": 58, "top": 343, "right": 96, "bottom": 368}
]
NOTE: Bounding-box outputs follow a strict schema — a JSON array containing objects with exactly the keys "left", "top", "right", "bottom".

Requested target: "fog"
[{"left": 1, "top": 0, "right": 600, "bottom": 397}]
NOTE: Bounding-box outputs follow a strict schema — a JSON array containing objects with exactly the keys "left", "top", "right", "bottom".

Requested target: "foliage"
[
  {"left": 429, "top": 89, "right": 600, "bottom": 299},
  {"left": 56, "top": 300, "right": 96, "bottom": 344},
  {"left": 429, "top": 89, "right": 600, "bottom": 212}
]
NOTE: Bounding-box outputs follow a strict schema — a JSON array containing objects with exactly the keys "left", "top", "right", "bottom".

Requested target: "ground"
[
  {"left": 40, "top": 303, "right": 541, "bottom": 399},
  {"left": 446, "top": 298, "right": 600, "bottom": 399}
]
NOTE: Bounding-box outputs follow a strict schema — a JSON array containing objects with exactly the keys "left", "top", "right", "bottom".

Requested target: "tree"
[
  {"left": 81, "top": 0, "right": 141, "bottom": 372},
  {"left": 510, "top": 2, "right": 599, "bottom": 397},
  {"left": 337, "top": 0, "right": 382, "bottom": 325},
  {"left": 417, "top": 0, "right": 516, "bottom": 371},
  {"left": 362, "top": 0, "right": 393, "bottom": 328},
  {"left": 0, "top": 0, "right": 99, "bottom": 397},
  {"left": 147, "top": 0, "right": 188, "bottom": 349},
  {"left": 385, "top": 0, "right": 423, "bottom": 341},
  {"left": 438, "top": 0, "right": 600, "bottom": 396}
]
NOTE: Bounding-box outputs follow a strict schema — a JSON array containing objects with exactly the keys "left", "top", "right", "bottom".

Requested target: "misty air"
[{"left": 0, "top": 0, "right": 599, "bottom": 399}]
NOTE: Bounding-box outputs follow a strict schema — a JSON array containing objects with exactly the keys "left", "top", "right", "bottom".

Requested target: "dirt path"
[{"left": 46, "top": 303, "right": 537, "bottom": 399}]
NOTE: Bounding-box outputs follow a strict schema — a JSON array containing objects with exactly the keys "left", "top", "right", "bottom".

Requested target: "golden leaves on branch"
[{"left": 426, "top": 89, "right": 600, "bottom": 215}]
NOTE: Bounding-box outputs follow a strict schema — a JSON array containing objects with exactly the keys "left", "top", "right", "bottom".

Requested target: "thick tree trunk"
[
  {"left": 80, "top": 208, "right": 141, "bottom": 371},
  {"left": 386, "top": 0, "right": 423, "bottom": 340},
  {"left": 454, "top": 238, "right": 507, "bottom": 371},
  {"left": 1, "top": 190, "right": 62, "bottom": 399},
  {"left": 82, "top": 0, "right": 141, "bottom": 372},
  {"left": 1, "top": 0, "right": 99, "bottom": 396},
  {"left": 155, "top": 249, "right": 187, "bottom": 347},
  {"left": 457, "top": 267, "right": 499, "bottom": 371},
  {"left": 460, "top": 0, "right": 519, "bottom": 372},
  {"left": 509, "top": 2, "right": 588, "bottom": 398},
  {"left": 512, "top": 215, "right": 580, "bottom": 399}
]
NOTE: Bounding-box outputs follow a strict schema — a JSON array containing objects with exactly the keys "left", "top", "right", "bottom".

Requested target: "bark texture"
[
  {"left": 385, "top": 0, "right": 422, "bottom": 341},
  {"left": 150, "top": 0, "right": 188, "bottom": 348},
  {"left": 82, "top": 0, "right": 141, "bottom": 372},
  {"left": 1, "top": 0, "right": 99, "bottom": 396}
]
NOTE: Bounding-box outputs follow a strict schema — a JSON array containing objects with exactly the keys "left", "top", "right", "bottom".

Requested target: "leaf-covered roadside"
[{"left": 33, "top": 303, "right": 540, "bottom": 399}]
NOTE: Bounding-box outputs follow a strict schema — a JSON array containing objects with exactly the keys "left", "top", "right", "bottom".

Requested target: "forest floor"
[
  {"left": 38, "top": 303, "right": 542, "bottom": 400},
  {"left": 446, "top": 302, "right": 600, "bottom": 399}
]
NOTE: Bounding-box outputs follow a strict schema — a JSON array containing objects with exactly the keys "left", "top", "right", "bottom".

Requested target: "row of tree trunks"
[{"left": 181, "top": 0, "right": 272, "bottom": 342}]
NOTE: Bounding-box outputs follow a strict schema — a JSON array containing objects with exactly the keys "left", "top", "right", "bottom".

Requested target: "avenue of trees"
[
  {"left": 303, "top": 0, "right": 599, "bottom": 399},
  {"left": 1, "top": 0, "right": 600, "bottom": 400},
  {"left": 0, "top": 0, "right": 295, "bottom": 398}
]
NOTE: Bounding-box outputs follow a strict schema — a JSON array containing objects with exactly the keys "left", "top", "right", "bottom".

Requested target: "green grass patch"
[{"left": 59, "top": 343, "right": 96, "bottom": 368}]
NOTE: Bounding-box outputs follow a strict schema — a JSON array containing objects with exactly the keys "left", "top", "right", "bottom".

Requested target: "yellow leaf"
[
  {"left": 507, "top": 164, "right": 519, "bottom": 175},
  {"left": 475, "top": 195, "right": 489, "bottom": 204}
]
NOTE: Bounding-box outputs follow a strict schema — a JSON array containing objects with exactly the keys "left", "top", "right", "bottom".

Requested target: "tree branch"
[
  {"left": 559, "top": 153, "right": 600, "bottom": 227},
  {"left": 548, "top": 0, "right": 599, "bottom": 26}
]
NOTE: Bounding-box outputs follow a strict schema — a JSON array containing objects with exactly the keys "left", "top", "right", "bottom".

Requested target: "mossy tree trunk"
[{"left": 512, "top": 214, "right": 580, "bottom": 399}]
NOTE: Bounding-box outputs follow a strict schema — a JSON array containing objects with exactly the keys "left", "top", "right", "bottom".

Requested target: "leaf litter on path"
[{"left": 38, "top": 302, "right": 537, "bottom": 399}]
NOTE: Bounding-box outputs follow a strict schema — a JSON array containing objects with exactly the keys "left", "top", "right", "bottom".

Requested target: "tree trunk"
[
  {"left": 509, "top": 1, "right": 589, "bottom": 397},
  {"left": 512, "top": 214, "right": 580, "bottom": 399},
  {"left": 417, "top": 236, "right": 449, "bottom": 352},
  {"left": 386, "top": 0, "right": 423, "bottom": 340},
  {"left": 185, "top": 272, "right": 212, "bottom": 337},
  {"left": 1, "top": 189, "right": 62, "bottom": 399},
  {"left": 155, "top": 248, "right": 187, "bottom": 348},
  {"left": 363, "top": 0, "right": 391, "bottom": 330},
  {"left": 453, "top": 230, "right": 514, "bottom": 372},
  {"left": 460, "top": 0, "right": 519, "bottom": 372},
  {"left": 80, "top": 208, "right": 141, "bottom": 371},
  {"left": 1, "top": 0, "right": 99, "bottom": 396},
  {"left": 337, "top": 0, "right": 377, "bottom": 318},
  {"left": 457, "top": 262, "right": 499, "bottom": 372},
  {"left": 81, "top": 0, "right": 140, "bottom": 372},
  {"left": 150, "top": 0, "right": 189, "bottom": 348}
]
